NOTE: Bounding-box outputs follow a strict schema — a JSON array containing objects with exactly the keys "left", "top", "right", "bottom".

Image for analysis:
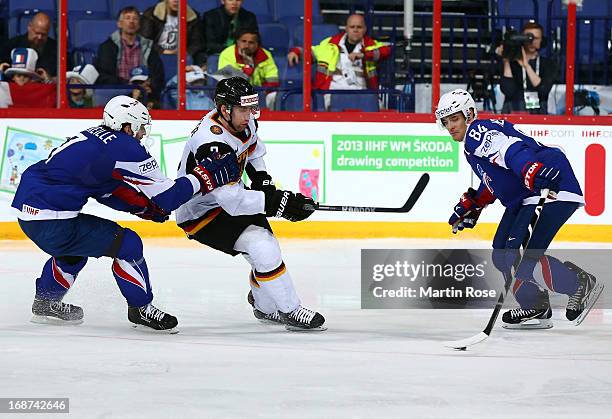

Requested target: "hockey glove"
[
  {"left": 249, "top": 171, "right": 276, "bottom": 194},
  {"left": 133, "top": 201, "right": 169, "bottom": 223},
  {"left": 448, "top": 187, "right": 490, "bottom": 234},
  {"left": 522, "top": 162, "right": 561, "bottom": 194},
  {"left": 264, "top": 189, "right": 315, "bottom": 222},
  {"left": 192, "top": 152, "right": 240, "bottom": 194}
]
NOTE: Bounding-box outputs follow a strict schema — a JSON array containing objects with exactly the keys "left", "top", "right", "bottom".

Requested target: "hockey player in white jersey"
[
  {"left": 436, "top": 89, "right": 603, "bottom": 329},
  {"left": 176, "top": 77, "right": 326, "bottom": 331}
]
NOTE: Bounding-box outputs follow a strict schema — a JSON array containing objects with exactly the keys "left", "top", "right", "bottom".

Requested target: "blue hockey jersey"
[
  {"left": 12, "top": 125, "right": 200, "bottom": 221},
  {"left": 463, "top": 119, "right": 583, "bottom": 210}
]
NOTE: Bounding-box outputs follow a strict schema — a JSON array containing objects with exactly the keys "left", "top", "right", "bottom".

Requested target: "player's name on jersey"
[
  {"left": 85, "top": 126, "right": 118, "bottom": 144},
  {"left": 371, "top": 286, "right": 497, "bottom": 299}
]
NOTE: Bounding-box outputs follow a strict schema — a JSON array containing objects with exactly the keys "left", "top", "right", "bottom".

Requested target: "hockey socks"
[
  {"left": 35, "top": 256, "right": 87, "bottom": 301},
  {"left": 534, "top": 255, "right": 580, "bottom": 295},
  {"left": 112, "top": 257, "right": 153, "bottom": 307},
  {"left": 250, "top": 262, "right": 301, "bottom": 313}
]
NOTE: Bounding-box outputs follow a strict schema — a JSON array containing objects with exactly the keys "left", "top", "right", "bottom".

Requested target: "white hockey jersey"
[{"left": 176, "top": 109, "right": 268, "bottom": 226}]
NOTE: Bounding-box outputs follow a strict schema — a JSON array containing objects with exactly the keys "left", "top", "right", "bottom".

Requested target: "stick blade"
[
  {"left": 399, "top": 173, "right": 430, "bottom": 212},
  {"left": 443, "top": 332, "right": 489, "bottom": 350}
]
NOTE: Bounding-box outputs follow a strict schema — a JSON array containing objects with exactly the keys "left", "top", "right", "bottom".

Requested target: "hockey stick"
[
  {"left": 443, "top": 188, "right": 550, "bottom": 350},
  {"left": 303, "top": 173, "right": 430, "bottom": 213}
]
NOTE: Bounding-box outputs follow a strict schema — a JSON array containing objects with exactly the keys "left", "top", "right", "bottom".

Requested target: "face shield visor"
[{"left": 240, "top": 93, "right": 260, "bottom": 119}]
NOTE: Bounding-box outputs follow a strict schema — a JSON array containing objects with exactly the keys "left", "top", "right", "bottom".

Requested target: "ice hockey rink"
[{"left": 1, "top": 237, "right": 611, "bottom": 418}]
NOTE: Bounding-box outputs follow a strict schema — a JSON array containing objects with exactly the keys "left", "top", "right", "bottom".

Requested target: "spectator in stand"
[
  {"left": 201, "top": 0, "right": 258, "bottom": 56},
  {"left": 95, "top": 6, "right": 164, "bottom": 103},
  {"left": 66, "top": 64, "right": 99, "bottom": 108},
  {"left": 129, "top": 65, "right": 159, "bottom": 110},
  {"left": 0, "top": 48, "right": 55, "bottom": 108},
  {"left": 218, "top": 28, "right": 279, "bottom": 107},
  {"left": 164, "top": 65, "right": 215, "bottom": 110},
  {"left": 287, "top": 14, "right": 390, "bottom": 93},
  {"left": 497, "top": 22, "right": 556, "bottom": 114},
  {"left": 141, "top": 0, "right": 207, "bottom": 68},
  {"left": 218, "top": 28, "right": 279, "bottom": 87},
  {"left": 0, "top": 12, "right": 57, "bottom": 80}
]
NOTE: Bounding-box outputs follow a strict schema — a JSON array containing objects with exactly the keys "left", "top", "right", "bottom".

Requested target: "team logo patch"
[{"left": 210, "top": 125, "right": 223, "bottom": 135}]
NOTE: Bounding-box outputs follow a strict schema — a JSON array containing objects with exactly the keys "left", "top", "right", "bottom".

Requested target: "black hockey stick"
[
  {"left": 443, "top": 188, "right": 550, "bottom": 350},
  {"left": 303, "top": 173, "right": 429, "bottom": 213}
]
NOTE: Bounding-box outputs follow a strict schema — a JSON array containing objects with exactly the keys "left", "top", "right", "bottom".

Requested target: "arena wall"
[{"left": 1, "top": 117, "right": 610, "bottom": 241}]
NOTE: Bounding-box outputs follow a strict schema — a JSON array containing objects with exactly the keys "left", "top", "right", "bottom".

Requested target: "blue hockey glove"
[
  {"left": 192, "top": 152, "right": 240, "bottom": 194},
  {"left": 522, "top": 162, "right": 561, "bottom": 194},
  {"left": 133, "top": 201, "right": 169, "bottom": 223},
  {"left": 448, "top": 187, "right": 492, "bottom": 234}
]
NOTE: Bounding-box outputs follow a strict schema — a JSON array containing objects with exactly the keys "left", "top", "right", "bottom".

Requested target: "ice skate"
[
  {"left": 502, "top": 307, "right": 553, "bottom": 329},
  {"left": 31, "top": 297, "right": 84, "bottom": 325},
  {"left": 279, "top": 305, "right": 327, "bottom": 332},
  {"left": 128, "top": 303, "right": 178, "bottom": 334},
  {"left": 564, "top": 261, "right": 604, "bottom": 325},
  {"left": 247, "top": 291, "right": 283, "bottom": 325}
]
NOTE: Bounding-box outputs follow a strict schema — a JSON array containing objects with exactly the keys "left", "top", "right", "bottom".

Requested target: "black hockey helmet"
[{"left": 215, "top": 77, "right": 259, "bottom": 110}]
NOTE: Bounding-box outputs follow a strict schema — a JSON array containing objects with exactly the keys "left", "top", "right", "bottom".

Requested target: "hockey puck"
[{"left": 457, "top": 347, "right": 467, "bottom": 351}]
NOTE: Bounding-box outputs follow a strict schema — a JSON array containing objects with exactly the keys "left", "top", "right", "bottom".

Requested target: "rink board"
[{"left": 1, "top": 118, "right": 610, "bottom": 240}]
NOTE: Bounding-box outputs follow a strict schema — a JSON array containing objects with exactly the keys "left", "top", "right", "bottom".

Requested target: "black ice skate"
[
  {"left": 247, "top": 291, "right": 283, "bottom": 325},
  {"left": 502, "top": 307, "right": 553, "bottom": 329},
  {"left": 31, "top": 297, "right": 84, "bottom": 325},
  {"left": 279, "top": 306, "right": 327, "bottom": 332},
  {"left": 564, "top": 261, "right": 604, "bottom": 325},
  {"left": 128, "top": 303, "right": 178, "bottom": 334}
]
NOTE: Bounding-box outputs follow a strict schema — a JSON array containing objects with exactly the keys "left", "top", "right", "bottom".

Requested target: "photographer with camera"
[{"left": 497, "top": 22, "right": 556, "bottom": 114}]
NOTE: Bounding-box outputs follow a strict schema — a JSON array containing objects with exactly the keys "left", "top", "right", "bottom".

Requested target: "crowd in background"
[{"left": 0, "top": 0, "right": 391, "bottom": 111}]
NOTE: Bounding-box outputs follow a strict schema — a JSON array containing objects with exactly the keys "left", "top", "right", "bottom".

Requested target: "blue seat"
[
  {"left": 279, "top": 92, "right": 307, "bottom": 111},
  {"left": 9, "top": 0, "right": 54, "bottom": 17},
  {"left": 207, "top": 54, "right": 219, "bottom": 73},
  {"left": 8, "top": 16, "right": 19, "bottom": 37},
  {"left": 275, "top": 0, "right": 323, "bottom": 26},
  {"left": 73, "top": 19, "right": 116, "bottom": 49},
  {"left": 329, "top": 93, "right": 379, "bottom": 112},
  {"left": 159, "top": 54, "right": 177, "bottom": 83},
  {"left": 68, "top": 2, "right": 110, "bottom": 19},
  {"left": 110, "top": 0, "right": 151, "bottom": 16},
  {"left": 245, "top": 0, "right": 273, "bottom": 23},
  {"left": 549, "top": 0, "right": 610, "bottom": 65},
  {"left": 272, "top": 54, "right": 287, "bottom": 84},
  {"left": 576, "top": 0, "right": 610, "bottom": 64},
  {"left": 293, "top": 23, "right": 338, "bottom": 47},
  {"left": 92, "top": 87, "right": 136, "bottom": 107},
  {"left": 259, "top": 23, "right": 289, "bottom": 54},
  {"left": 190, "top": 0, "right": 219, "bottom": 14},
  {"left": 495, "top": 0, "right": 537, "bottom": 30}
]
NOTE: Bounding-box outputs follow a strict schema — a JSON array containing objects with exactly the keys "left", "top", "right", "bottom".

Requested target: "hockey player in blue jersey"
[
  {"left": 435, "top": 89, "right": 603, "bottom": 329},
  {"left": 12, "top": 95, "right": 240, "bottom": 333}
]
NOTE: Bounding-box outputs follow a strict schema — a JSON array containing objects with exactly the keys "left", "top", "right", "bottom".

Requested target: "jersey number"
[{"left": 46, "top": 133, "right": 88, "bottom": 164}]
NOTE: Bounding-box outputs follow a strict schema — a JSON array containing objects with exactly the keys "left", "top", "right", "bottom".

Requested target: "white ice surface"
[{"left": 1, "top": 238, "right": 611, "bottom": 419}]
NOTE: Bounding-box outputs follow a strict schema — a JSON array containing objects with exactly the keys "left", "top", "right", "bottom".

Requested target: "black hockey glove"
[
  {"left": 249, "top": 171, "right": 276, "bottom": 194},
  {"left": 264, "top": 190, "right": 315, "bottom": 222}
]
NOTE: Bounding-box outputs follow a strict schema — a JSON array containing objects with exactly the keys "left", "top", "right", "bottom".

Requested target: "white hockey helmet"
[
  {"left": 435, "top": 89, "right": 477, "bottom": 129},
  {"left": 103, "top": 95, "right": 151, "bottom": 138}
]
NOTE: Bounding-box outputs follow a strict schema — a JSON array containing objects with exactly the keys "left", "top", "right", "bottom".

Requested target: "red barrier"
[{"left": 585, "top": 144, "right": 606, "bottom": 216}]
